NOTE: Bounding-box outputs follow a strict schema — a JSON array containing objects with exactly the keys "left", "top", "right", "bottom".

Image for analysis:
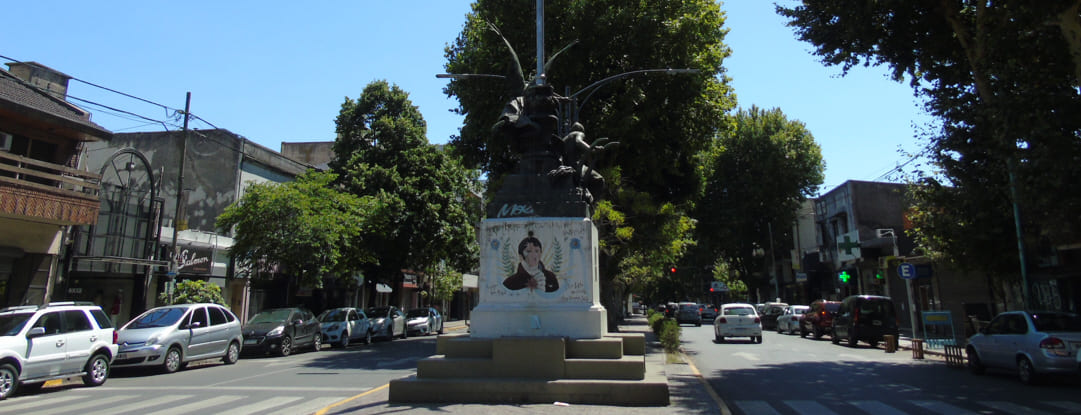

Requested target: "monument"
[{"left": 389, "top": 1, "right": 668, "bottom": 405}]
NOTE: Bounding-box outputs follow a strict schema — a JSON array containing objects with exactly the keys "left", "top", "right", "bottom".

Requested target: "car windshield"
[
  {"left": 679, "top": 304, "right": 697, "bottom": 311},
  {"left": 319, "top": 309, "right": 347, "bottom": 322},
  {"left": 0, "top": 313, "right": 34, "bottom": 336},
  {"left": 407, "top": 309, "right": 429, "bottom": 318},
  {"left": 793, "top": 307, "right": 809, "bottom": 315},
  {"left": 824, "top": 303, "right": 841, "bottom": 313},
  {"left": 1031, "top": 312, "right": 1081, "bottom": 332},
  {"left": 367, "top": 307, "right": 390, "bottom": 318},
  {"left": 859, "top": 301, "right": 895, "bottom": 319},
  {"left": 249, "top": 309, "right": 292, "bottom": 324},
  {"left": 125, "top": 307, "right": 187, "bottom": 329},
  {"left": 724, "top": 307, "right": 755, "bottom": 316}
]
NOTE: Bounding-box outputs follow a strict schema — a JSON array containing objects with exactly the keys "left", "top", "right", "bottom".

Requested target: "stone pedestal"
[{"left": 469, "top": 217, "right": 606, "bottom": 339}]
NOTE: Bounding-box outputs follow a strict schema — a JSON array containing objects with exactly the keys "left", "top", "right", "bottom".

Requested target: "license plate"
[{"left": 244, "top": 339, "right": 257, "bottom": 345}]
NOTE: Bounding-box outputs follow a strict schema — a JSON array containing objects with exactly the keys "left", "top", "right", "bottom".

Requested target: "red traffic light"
[{"left": 670, "top": 267, "right": 677, "bottom": 273}]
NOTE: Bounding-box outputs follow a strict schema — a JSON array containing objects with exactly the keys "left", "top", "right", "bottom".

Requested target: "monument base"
[{"left": 469, "top": 303, "right": 607, "bottom": 339}]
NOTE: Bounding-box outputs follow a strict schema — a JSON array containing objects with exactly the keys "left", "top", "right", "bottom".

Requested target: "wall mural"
[{"left": 481, "top": 219, "right": 595, "bottom": 305}]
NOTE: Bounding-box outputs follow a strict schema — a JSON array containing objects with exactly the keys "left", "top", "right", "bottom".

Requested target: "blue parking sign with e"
[{"left": 897, "top": 263, "right": 917, "bottom": 280}]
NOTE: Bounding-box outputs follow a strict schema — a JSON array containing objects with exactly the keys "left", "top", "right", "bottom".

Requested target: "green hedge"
[{"left": 646, "top": 309, "right": 681, "bottom": 352}]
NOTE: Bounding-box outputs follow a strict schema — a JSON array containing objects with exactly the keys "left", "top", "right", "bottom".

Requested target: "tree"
[
  {"left": 159, "top": 279, "right": 226, "bottom": 306},
  {"left": 778, "top": 2, "right": 1081, "bottom": 303},
  {"left": 694, "top": 106, "right": 824, "bottom": 295},
  {"left": 330, "top": 80, "right": 481, "bottom": 304},
  {"left": 217, "top": 171, "right": 383, "bottom": 288},
  {"left": 443, "top": 0, "right": 737, "bottom": 325}
]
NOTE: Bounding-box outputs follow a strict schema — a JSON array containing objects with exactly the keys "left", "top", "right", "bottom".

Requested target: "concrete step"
[
  {"left": 564, "top": 355, "right": 646, "bottom": 380},
  {"left": 388, "top": 376, "right": 669, "bottom": 406},
  {"left": 566, "top": 337, "right": 624, "bottom": 359}
]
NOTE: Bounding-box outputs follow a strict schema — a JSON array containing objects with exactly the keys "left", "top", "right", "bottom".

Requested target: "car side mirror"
[
  {"left": 187, "top": 321, "right": 202, "bottom": 329},
  {"left": 294, "top": 319, "right": 305, "bottom": 326},
  {"left": 26, "top": 327, "right": 46, "bottom": 338}
]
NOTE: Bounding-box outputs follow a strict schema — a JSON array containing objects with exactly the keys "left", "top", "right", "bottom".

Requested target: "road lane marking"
[
  {"left": 269, "top": 395, "right": 346, "bottom": 415},
  {"left": 731, "top": 352, "right": 760, "bottom": 361},
  {"left": 849, "top": 400, "right": 907, "bottom": 415},
  {"left": 83, "top": 394, "right": 193, "bottom": 415},
  {"left": 0, "top": 394, "right": 83, "bottom": 413},
  {"left": 230, "top": 396, "right": 304, "bottom": 415},
  {"left": 1046, "top": 401, "right": 1081, "bottom": 412},
  {"left": 314, "top": 384, "right": 387, "bottom": 415},
  {"left": 32, "top": 394, "right": 138, "bottom": 414},
  {"left": 911, "top": 400, "right": 978, "bottom": 415},
  {"left": 785, "top": 400, "right": 838, "bottom": 414},
  {"left": 734, "top": 401, "right": 781, "bottom": 415},
  {"left": 980, "top": 401, "right": 1052, "bottom": 415},
  {"left": 144, "top": 395, "right": 246, "bottom": 415}
]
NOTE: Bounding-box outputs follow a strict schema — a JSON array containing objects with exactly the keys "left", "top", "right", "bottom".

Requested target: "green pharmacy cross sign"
[
  {"left": 838, "top": 271, "right": 852, "bottom": 283},
  {"left": 838, "top": 235, "right": 861, "bottom": 254}
]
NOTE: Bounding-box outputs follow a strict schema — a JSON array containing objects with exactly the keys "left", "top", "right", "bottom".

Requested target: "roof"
[{"left": 0, "top": 68, "right": 111, "bottom": 140}]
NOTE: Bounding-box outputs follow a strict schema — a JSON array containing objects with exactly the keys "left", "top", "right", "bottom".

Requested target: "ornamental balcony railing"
[{"left": 0, "top": 150, "right": 101, "bottom": 226}]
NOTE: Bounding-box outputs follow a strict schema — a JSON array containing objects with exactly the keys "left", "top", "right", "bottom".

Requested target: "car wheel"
[
  {"left": 868, "top": 339, "right": 879, "bottom": 348},
  {"left": 966, "top": 347, "right": 984, "bottom": 375},
  {"left": 800, "top": 327, "right": 807, "bottom": 338},
  {"left": 0, "top": 363, "right": 17, "bottom": 400},
  {"left": 82, "top": 354, "right": 110, "bottom": 386},
  {"left": 1018, "top": 357, "right": 1039, "bottom": 385},
  {"left": 847, "top": 330, "right": 858, "bottom": 347},
  {"left": 364, "top": 330, "right": 372, "bottom": 345},
  {"left": 717, "top": 336, "right": 725, "bottom": 343},
  {"left": 163, "top": 347, "right": 183, "bottom": 373},
  {"left": 386, "top": 327, "right": 394, "bottom": 342},
  {"left": 279, "top": 335, "right": 293, "bottom": 356},
  {"left": 401, "top": 326, "right": 408, "bottom": 339},
  {"left": 340, "top": 331, "right": 350, "bottom": 348},
  {"left": 438, "top": 322, "right": 444, "bottom": 335},
  {"left": 813, "top": 327, "right": 823, "bottom": 339},
  {"left": 696, "top": 322, "right": 701, "bottom": 327},
  {"left": 223, "top": 342, "right": 240, "bottom": 364},
  {"left": 755, "top": 336, "right": 763, "bottom": 344},
  {"left": 312, "top": 333, "right": 322, "bottom": 352}
]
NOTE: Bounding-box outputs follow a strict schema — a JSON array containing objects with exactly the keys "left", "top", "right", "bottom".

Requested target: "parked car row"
[{"left": 0, "top": 301, "right": 446, "bottom": 400}]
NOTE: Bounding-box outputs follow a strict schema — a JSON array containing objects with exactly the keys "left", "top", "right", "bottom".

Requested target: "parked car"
[
  {"left": 676, "top": 302, "right": 702, "bottom": 326},
  {"left": 115, "top": 303, "right": 242, "bottom": 373},
  {"left": 318, "top": 307, "right": 372, "bottom": 348},
  {"left": 368, "top": 306, "right": 407, "bottom": 340},
  {"left": 241, "top": 307, "right": 321, "bottom": 356},
  {"left": 776, "top": 305, "right": 809, "bottom": 335},
  {"left": 831, "top": 295, "right": 899, "bottom": 347},
  {"left": 714, "top": 303, "right": 762, "bottom": 343},
  {"left": 759, "top": 302, "right": 789, "bottom": 331},
  {"left": 700, "top": 304, "right": 719, "bottom": 321},
  {"left": 800, "top": 300, "right": 841, "bottom": 339},
  {"left": 406, "top": 307, "right": 444, "bottom": 336},
  {"left": 0, "top": 302, "right": 118, "bottom": 400},
  {"left": 965, "top": 310, "right": 1081, "bottom": 385}
]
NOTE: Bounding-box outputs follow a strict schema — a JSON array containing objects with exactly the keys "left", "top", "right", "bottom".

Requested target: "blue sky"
[{"left": 3, "top": 1, "right": 930, "bottom": 194}]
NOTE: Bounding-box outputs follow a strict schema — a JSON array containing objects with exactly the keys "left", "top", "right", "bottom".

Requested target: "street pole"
[
  {"left": 535, "top": 0, "right": 545, "bottom": 85},
  {"left": 768, "top": 222, "right": 778, "bottom": 301},
  {"left": 885, "top": 228, "right": 918, "bottom": 339},
  {"left": 1007, "top": 157, "right": 1031, "bottom": 309},
  {"left": 168, "top": 92, "right": 191, "bottom": 304}
]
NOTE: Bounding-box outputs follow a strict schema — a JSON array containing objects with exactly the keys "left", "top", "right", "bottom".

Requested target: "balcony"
[{"left": 0, "top": 150, "right": 100, "bottom": 226}]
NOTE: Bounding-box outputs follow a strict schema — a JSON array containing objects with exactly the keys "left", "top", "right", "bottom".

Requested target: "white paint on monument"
[{"left": 470, "top": 217, "right": 607, "bottom": 338}]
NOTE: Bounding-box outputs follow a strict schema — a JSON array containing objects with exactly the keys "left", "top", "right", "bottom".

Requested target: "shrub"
[
  {"left": 657, "top": 318, "right": 682, "bottom": 353},
  {"left": 158, "top": 279, "right": 226, "bottom": 306}
]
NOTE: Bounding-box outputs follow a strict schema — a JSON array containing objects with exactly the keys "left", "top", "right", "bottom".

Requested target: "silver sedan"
[{"left": 965, "top": 310, "right": 1081, "bottom": 385}]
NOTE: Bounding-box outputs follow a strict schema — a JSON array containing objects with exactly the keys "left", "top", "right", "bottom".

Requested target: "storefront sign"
[{"left": 166, "top": 245, "right": 213, "bottom": 274}]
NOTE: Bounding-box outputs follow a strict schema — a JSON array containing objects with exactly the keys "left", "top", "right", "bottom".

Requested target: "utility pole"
[
  {"left": 168, "top": 92, "right": 191, "bottom": 304},
  {"left": 535, "top": 0, "right": 545, "bottom": 85}
]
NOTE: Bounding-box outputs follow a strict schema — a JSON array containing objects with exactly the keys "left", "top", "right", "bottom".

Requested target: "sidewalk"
[{"left": 323, "top": 314, "right": 726, "bottom": 414}]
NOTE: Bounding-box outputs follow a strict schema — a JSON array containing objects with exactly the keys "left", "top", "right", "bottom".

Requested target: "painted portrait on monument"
[{"left": 502, "top": 231, "right": 560, "bottom": 292}]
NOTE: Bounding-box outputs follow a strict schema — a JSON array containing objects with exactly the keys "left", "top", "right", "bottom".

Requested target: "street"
[
  {"left": 0, "top": 334, "right": 438, "bottom": 415},
  {"left": 680, "top": 323, "right": 1081, "bottom": 415}
]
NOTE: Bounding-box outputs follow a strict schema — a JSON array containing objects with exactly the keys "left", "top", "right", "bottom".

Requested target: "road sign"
[
  {"left": 837, "top": 231, "right": 861, "bottom": 262},
  {"left": 898, "top": 262, "right": 917, "bottom": 280}
]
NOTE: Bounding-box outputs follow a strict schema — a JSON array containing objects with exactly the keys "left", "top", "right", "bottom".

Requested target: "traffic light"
[
  {"left": 838, "top": 271, "right": 851, "bottom": 283},
  {"left": 670, "top": 266, "right": 677, "bottom": 274}
]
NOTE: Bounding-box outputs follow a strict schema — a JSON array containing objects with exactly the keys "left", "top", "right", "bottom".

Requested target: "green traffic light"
[{"left": 838, "top": 271, "right": 851, "bottom": 283}]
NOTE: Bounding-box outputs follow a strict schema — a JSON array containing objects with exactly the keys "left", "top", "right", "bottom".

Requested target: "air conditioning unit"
[{"left": 0, "top": 132, "right": 12, "bottom": 151}]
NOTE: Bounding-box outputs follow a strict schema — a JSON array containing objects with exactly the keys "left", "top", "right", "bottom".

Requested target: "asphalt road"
[{"left": 680, "top": 322, "right": 1081, "bottom": 415}]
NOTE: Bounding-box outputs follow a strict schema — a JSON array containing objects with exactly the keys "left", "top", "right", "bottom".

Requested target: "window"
[
  {"left": 62, "top": 310, "right": 93, "bottom": 332},
  {"left": 189, "top": 307, "right": 209, "bottom": 328},
  {"left": 89, "top": 308, "right": 113, "bottom": 329},
  {"left": 32, "top": 312, "right": 63, "bottom": 335},
  {"left": 208, "top": 306, "right": 228, "bottom": 326}
]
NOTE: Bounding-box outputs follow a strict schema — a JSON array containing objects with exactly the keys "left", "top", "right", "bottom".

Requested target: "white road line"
[
  {"left": 32, "top": 394, "right": 139, "bottom": 414},
  {"left": 784, "top": 400, "right": 838, "bottom": 414},
  {"left": 733, "top": 401, "right": 781, "bottom": 415},
  {"left": 980, "top": 401, "right": 1052, "bottom": 415},
  {"left": 0, "top": 394, "right": 84, "bottom": 414},
  {"left": 1046, "top": 401, "right": 1081, "bottom": 413},
  {"left": 910, "top": 400, "right": 977, "bottom": 415},
  {"left": 267, "top": 396, "right": 346, "bottom": 415},
  {"left": 730, "top": 352, "right": 760, "bottom": 361},
  {"left": 143, "top": 395, "right": 246, "bottom": 415},
  {"left": 229, "top": 396, "right": 305, "bottom": 415},
  {"left": 83, "top": 394, "right": 193, "bottom": 415},
  {"left": 848, "top": 400, "right": 907, "bottom": 415}
]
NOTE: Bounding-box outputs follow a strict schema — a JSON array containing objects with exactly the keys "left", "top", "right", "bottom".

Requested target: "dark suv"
[
  {"left": 831, "top": 295, "right": 899, "bottom": 347},
  {"left": 800, "top": 300, "right": 841, "bottom": 339}
]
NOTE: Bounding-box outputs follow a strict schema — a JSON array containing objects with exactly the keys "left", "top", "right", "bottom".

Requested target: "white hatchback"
[
  {"left": 776, "top": 305, "right": 810, "bottom": 335},
  {"left": 714, "top": 303, "right": 763, "bottom": 344}
]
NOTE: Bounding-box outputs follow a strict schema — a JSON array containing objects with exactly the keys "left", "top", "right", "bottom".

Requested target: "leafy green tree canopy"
[
  {"left": 159, "top": 279, "right": 226, "bottom": 306},
  {"left": 217, "top": 171, "right": 383, "bottom": 288}
]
